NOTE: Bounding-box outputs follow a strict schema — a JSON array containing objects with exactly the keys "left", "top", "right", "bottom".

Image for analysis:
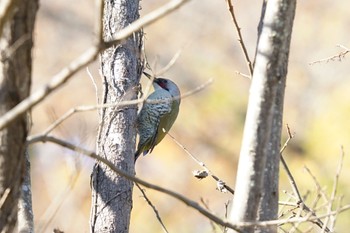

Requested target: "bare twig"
[
  {"left": 37, "top": 166, "right": 81, "bottom": 233},
  {"left": 278, "top": 201, "right": 297, "bottom": 208},
  {"left": 28, "top": 135, "right": 350, "bottom": 230},
  {"left": 331, "top": 195, "right": 344, "bottom": 231},
  {"left": 223, "top": 201, "right": 230, "bottom": 233},
  {"left": 27, "top": 135, "right": 241, "bottom": 231},
  {"left": 234, "top": 71, "right": 251, "bottom": 79},
  {"left": 225, "top": 0, "right": 253, "bottom": 77},
  {"left": 330, "top": 146, "right": 344, "bottom": 211},
  {"left": 309, "top": 44, "right": 350, "bottom": 65},
  {"left": 310, "top": 190, "right": 323, "bottom": 213},
  {"left": 280, "top": 125, "right": 302, "bottom": 201},
  {"left": 135, "top": 183, "right": 169, "bottom": 233},
  {"left": 200, "top": 198, "right": 218, "bottom": 232},
  {"left": 0, "top": 45, "right": 99, "bottom": 131},
  {"left": 280, "top": 125, "right": 330, "bottom": 232},
  {"left": 154, "top": 49, "right": 183, "bottom": 76},
  {"left": 176, "top": 78, "right": 213, "bottom": 100},
  {"left": 167, "top": 132, "right": 235, "bottom": 195},
  {"left": 0, "top": 188, "right": 11, "bottom": 209},
  {"left": 323, "top": 146, "right": 345, "bottom": 232},
  {"left": 87, "top": 67, "right": 100, "bottom": 104},
  {"left": 278, "top": 195, "right": 298, "bottom": 219},
  {"left": 0, "top": 0, "right": 192, "bottom": 130},
  {"left": 288, "top": 204, "right": 304, "bottom": 233},
  {"left": 303, "top": 166, "right": 329, "bottom": 203},
  {"left": 26, "top": 78, "right": 212, "bottom": 140},
  {"left": 142, "top": 76, "right": 213, "bottom": 104}
]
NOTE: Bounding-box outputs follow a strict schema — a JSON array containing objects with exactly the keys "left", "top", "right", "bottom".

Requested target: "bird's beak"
[
  {"left": 143, "top": 72, "right": 157, "bottom": 81},
  {"left": 143, "top": 72, "right": 151, "bottom": 79}
]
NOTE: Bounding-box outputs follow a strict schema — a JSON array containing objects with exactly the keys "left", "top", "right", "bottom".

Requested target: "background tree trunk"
[
  {"left": 0, "top": 0, "right": 38, "bottom": 232},
  {"left": 90, "top": 0, "right": 142, "bottom": 232},
  {"left": 229, "top": 0, "right": 296, "bottom": 232}
]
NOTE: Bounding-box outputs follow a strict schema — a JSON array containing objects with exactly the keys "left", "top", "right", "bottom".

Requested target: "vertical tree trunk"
[
  {"left": 18, "top": 152, "right": 35, "bottom": 233},
  {"left": 256, "top": 82, "right": 286, "bottom": 233},
  {"left": 0, "top": 1, "right": 38, "bottom": 232},
  {"left": 229, "top": 0, "right": 296, "bottom": 232},
  {"left": 90, "top": 0, "right": 142, "bottom": 232}
]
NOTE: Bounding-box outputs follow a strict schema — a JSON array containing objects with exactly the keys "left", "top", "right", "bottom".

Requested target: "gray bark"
[
  {"left": 229, "top": 0, "right": 296, "bottom": 232},
  {"left": 0, "top": 1, "right": 38, "bottom": 232},
  {"left": 90, "top": 0, "right": 142, "bottom": 232},
  {"left": 18, "top": 151, "right": 34, "bottom": 233}
]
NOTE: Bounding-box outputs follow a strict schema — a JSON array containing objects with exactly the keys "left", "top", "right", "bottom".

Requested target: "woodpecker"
[{"left": 134, "top": 73, "right": 181, "bottom": 162}]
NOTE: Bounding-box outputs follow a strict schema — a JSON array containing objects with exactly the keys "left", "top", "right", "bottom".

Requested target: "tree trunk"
[
  {"left": 18, "top": 152, "right": 34, "bottom": 233},
  {"left": 90, "top": 0, "right": 142, "bottom": 232},
  {"left": 229, "top": 0, "right": 296, "bottom": 232},
  {"left": 0, "top": 0, "right": 38, "bottom": 232}
]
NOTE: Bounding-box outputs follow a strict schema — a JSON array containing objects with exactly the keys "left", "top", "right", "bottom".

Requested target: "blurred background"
[{"left": 29, "top": 0, "right": 350, "bottom": 232}]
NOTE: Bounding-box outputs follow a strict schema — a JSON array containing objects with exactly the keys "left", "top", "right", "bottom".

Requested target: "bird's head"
[{"left": 143, "top": 72, "right": 181, "bottom": 102}]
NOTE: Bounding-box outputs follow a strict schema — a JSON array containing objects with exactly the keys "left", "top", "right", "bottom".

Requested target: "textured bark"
[
  {"left": 18, "top": 151, "right": 34, "bottom": 233},
  {"left": 0, "top": 1, "right": 38, "bottom": 232},
  {"left": 229, "top": 0, "right": 296, "bottom": 232},
  {"left": 90, "top": 0, "right": 142, "bottom": 232}
]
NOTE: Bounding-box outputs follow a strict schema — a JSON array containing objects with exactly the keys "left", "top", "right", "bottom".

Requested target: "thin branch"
[
  {"left": 330, "top": 146, "right": 344, "bottom": 209},
  {"left": 173, "top": 78, "right": 213, "bottom": 100},
  {"left": 225, "top": 0, "right": 253, "bottom": 77},
  {"left": 223, "top": 201, "right": 230, "bottom": 233},
  {"left": 303, "top": 204, "right": 350, "bottom": 223},
  {"left": 26, "top": 78, "right": 213, "bottom": 140},
  {"left": 167, "top": 132, "right": 235, "bottom": 195},
  {"left": 310, "top": 190, "right": 323, "bottom": 213},
  {"left": 280, "top": 125, "right": 330, "bottom": 232},
  {"left": 86, "top": 67, "right": 100, "bottom": 104},
  {"left": 323, "top": 146, "right": 345, "bottom": 232},
  {"left": 0, "top": 0, "right": 192, "bottom": 130},
  {"left": 280, "top": 125, "right": 304, "bottom": 203},
  {"left": 27, "top": 135, "right": 241, "bottom": 232},
  {"left": 200, "top": 198, "right": 218, "bottom": 232},
  {"left": 0, "top": 188, "right": 11, "bottom": 209},
  {"left": 280, "top": 129, "right": 302, "bottom": 201},
  {"left": 234, "top": 71, "right": 251, "bottom": 79},
  {"left": 278, "top": 195, "right": 298, "bottom": 219},
  {"left": 288, "top": 205, "right": 304, "bottom": 233},
  {"left": 278, "top": 201, "right": 298, "bottom": 208},
  {"left": 0, "top": 45, "right": 99, "bottom": 131},
  {"left": 154, "top": 49, "right": 183, "bottom": 76},
  {"left": 27, "top": 135, "right": 350, "bottom": 230},
  {"left": 102, "top": 0, "right": 191, "bottom": 48},
  {"left": 135, "top": 183, "right": 169, "bottom": 233},
  {"left": 37, "top": 166, "right": 81, "bottom": 233},
  {"left": 139, "top": 72, "right": 157, "bottom": 108},
  {"left": 309, "top": 44, "right": 350, "bottom": 65},
  {"left": 331, "top": 195, "right": 343, "bottom": 232},
  {"left": 141, "top": 75, "right": 213, "bottom": 104},
  {"left": 303, "top": 166, "right": 329, "bottom": 203}
]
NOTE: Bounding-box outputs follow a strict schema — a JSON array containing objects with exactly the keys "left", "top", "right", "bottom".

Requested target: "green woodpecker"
[{"left": 134, "top": 74, "right": 181, "bottom": 162}]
